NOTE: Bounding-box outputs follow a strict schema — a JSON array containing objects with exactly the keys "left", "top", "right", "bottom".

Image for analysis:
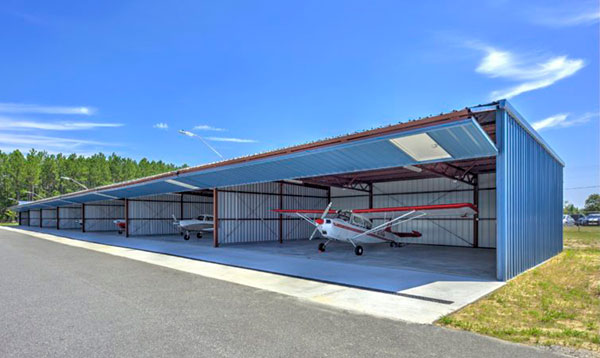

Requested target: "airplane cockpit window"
[
  {"left": 206, "top": 216, "right": 213, "bottom": 221},
  {"left": 351, "top": 215, "right": 363, "bottom": 227},
  {"left": 197, "top": 216, "right": 204, "bottom": 221},
  {"left": 336, "top": 211, "right": 351, "bottom": 222}
]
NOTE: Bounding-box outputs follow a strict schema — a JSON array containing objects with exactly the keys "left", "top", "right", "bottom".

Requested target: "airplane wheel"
[
  {"left": 389, "top": 242, "right": 396, "bottom": 248},
  {"left": 184, "top": 234, "right": 190, "bottom": 240},
  {"left": 354, "top": 246, "right": 363, "bottom": 256},
  {"left": 180, "top": 232, "right": 184, "bottom": 236},
  {"left": 196, "top": 233, "right": 202, "bottom": 239},
  {"left": 118, "top": 230, "right": 122, "bottom": 235},
  {"left": 318, "top": 243, "right": 326, "bottom": 252}
]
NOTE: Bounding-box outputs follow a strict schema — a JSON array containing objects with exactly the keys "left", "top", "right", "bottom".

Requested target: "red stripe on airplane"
[{"left": 332, "top": 222, "right": 392, "bottom": 242}]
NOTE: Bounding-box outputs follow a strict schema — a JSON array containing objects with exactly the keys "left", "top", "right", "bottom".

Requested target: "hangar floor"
[{"left": 15, "top": 226, "right": 501, "bottom": 309}]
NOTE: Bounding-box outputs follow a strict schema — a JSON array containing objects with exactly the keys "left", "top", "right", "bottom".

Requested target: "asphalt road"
[{"left": 0, "top": 229, "right": 560, "bottom": 358}]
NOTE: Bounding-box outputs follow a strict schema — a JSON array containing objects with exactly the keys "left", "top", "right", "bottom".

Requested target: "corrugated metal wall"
[
  {"left": 128, "top": 193, "right": 212, "bottom": 236},
  {"left": 20, "top": 211, "right": 29, "bottom": 225},
  {"left": 330, "top": 176, "right": 497, "bottom": 248},
  {"left": 218, "top": 182, "right": 328, "bottom": 244},
  {"left": 497, "top": 110, "right": 563, "bottom": 281},
  {"left": 85, "top": 200, "right": 125, "bottom": 232},
  {"left": 29, "top": 210, "right": 40, "bottom": 226},
  {"left": 58, "top": 206, "right": 82, "bottom": 229},
  {"left": 41, "top": 208, "right": 57, "bottom": 228}
]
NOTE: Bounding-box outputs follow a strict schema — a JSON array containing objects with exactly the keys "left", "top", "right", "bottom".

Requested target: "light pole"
[
  {"left": 178, "top": 130, "right": 224, "bottom": 158},
  {"left": 25, "top": 190, "right": 44, "bottom": 200},
  {"left": 60, "top": 176, "right": 88, "bottom": 190}
]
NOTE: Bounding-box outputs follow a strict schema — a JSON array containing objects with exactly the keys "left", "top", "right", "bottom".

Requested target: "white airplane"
[
  {"left": 273, "top": 202, "right": 477, "bottom": 256},
  {"left": 172, "top": 214, "right": 214, "bottom": 240}
]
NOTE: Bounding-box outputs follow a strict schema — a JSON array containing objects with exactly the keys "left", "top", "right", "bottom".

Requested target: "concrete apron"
[{"left": 1, "top": 226, "right": 504, "bottom": 324}]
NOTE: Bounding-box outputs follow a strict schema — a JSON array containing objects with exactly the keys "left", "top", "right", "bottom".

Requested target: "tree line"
[
  {"left": 563, "top": 194, "right": 600, "bottom": 215},
  {"left": 0, "top": 149, "right": 185, "bottom": 221}
]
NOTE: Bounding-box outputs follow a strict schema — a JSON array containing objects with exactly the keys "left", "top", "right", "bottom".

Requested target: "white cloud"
[
  {"left": 0, "top": 133, "right": 111, "bottom": 150},
  {"left": 193, "top": 125, "right": 225, "bottom": 131},
  {"left": 153, "top": 123, "right": 169, "bottom": 130},
  {"left": 473, "top": 45, "right": 585, "bottom": 99},
  {"left": 0, "top": 117, "right": 123, "bottom": 130},
  {"left": 205, "top": 137, "right": 257, "bottom": 143},
  {"left": 0, "top": 103, "right": 96, "bottom": 115},
  {"left": 530, "top": 2, "right": 600, "bottom": 27},
  {"left": 532, "top": 112, "right": 597, "bottom": 131}
]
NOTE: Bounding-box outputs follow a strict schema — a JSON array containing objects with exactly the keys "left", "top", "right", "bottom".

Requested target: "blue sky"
[{"left": 0, "top": 0, "right": 598, "bottom": 206}]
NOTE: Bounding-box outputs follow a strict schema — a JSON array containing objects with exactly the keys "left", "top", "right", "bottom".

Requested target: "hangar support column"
[
  {"left": 81, "top": 203, "right": 86, "bottom": 232},
  {"left": 473, "top": 175, "right": 479, "bottom": 248},
  {"left": 125, "top": 199, "right": 129, "bottom": 238},
  {"left": 213, "top": 188, "right": 219, "bottom": 247},
  {"left": 278, "top": 182, "right": 283, "bottom": 244},
  {"left": 56, "top": 207, "right": 60, "bottom": 230}
]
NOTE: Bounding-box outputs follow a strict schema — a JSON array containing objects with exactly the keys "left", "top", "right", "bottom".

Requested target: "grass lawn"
[
  {"left": 438, "top": 226, "right": 600, "bottom": 353},
  {"left": 0, "top": 222, "right": 18, "bottom": 226}
]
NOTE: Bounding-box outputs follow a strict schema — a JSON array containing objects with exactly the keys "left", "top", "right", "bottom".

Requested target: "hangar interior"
[{"left": 13, "top": 100, "right": 563, "bottom": 285}]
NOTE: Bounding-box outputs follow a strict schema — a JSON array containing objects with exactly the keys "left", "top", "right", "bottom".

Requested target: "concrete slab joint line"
[{"left": 1, "top": 226, "right": 505, "bottom": 325}]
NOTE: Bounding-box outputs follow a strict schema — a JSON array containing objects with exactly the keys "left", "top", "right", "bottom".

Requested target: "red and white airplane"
[{"left": 273, "top": 203, "right": 477, "bottom": 256}]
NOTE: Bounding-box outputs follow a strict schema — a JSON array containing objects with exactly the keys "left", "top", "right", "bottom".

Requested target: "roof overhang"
[{"left": 10, "top": 116, "right": 497, "bottom": 211}]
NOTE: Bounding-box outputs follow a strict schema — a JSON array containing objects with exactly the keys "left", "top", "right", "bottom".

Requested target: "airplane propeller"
[{"left": 308, "top": 202, "right": 333, "bottom": 240}]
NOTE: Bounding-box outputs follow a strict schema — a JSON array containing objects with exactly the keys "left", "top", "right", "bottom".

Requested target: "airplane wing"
[
  {"left": 271, "top": 209, "right": 338, "bottom": 218},
  {"left": 352, "top": 203, "right": 478, "bottom": 218}
]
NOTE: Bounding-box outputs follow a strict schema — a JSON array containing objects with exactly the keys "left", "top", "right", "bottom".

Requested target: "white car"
[{"left": 562, "top": 215, "right": 575, "bottom": 226}]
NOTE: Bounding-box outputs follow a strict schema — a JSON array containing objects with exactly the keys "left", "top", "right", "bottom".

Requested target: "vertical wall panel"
[
  {"left": 41, "top": 209, "right": 57, "bottom": 228},
  {"left": 497, "top": 110, "right": 563, "bottom": 281},
  {"left": 85, "top": 200, "right": 125, "bottom": 232},
  {"left": 29, "top": 210, "right": 40, "bottom": 227},
  {"left": 58, "top": 205, "right": 82, "bottom": 229},
  {"left": 218, "top": 182, "right": 328, "bottom": 244},
  {"left": 128, "top": 194, "right": 214, "bottom": 236},
  {"left": 20, "top": 211, "right": 29, "bottom": 226}
]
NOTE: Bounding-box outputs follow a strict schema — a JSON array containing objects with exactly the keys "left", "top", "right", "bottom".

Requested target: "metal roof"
[{"left": 11, "top": 114, "right": 498, "bottom": 211}]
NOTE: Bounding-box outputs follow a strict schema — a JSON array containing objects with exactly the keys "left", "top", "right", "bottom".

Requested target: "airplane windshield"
[{"left": 336, "top": 211, "right": 351, "bottom": 222}]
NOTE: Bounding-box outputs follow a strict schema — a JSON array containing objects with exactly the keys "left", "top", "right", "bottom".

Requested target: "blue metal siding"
[{"left": 496, "top": 109, "right": 563, "bottom": 281}]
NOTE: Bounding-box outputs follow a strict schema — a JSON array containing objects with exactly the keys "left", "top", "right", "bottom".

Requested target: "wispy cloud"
[
  {"left": 193, "top": 124, "right": 225, "bottom": 131},
  {"left": 0, "top": 103, "right": 96, "bottom": 115},
  {"left": 153, "top": 122, "right": 169, "bottom": 130},
  {"left": 532, "top": 112, "right": 598, "bottom": 131},
  {"left": 0, "top": 117, "right": 122, "bottom": 130},
  {"left": 0, "top": 133, "right": 111, "bottom": 150},
  {"left": 205, "top": 137, "right": 257, "bottom": 143},
  {"left": 471, "top": 44, "right": 585, "bottom": 99},
  {"left": 530, "top": 2, "right": 600, "bottom": 27}
]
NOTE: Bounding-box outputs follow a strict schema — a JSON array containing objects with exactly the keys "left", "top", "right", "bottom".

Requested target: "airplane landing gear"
[
  {"left": 184, "top": 233, "right": 190, "bottom": 240},
  {"left": 318, "top": 242, "right": 326, "bottom": 252},
  {"left": 196, "top": 233, "right": 202, "bottom": 239},
  {"left": 354, "top": 245, "right": 363, "bottom": 256},
  {"left": 390, "top": 242, "right": 396, "bottom": 248}
]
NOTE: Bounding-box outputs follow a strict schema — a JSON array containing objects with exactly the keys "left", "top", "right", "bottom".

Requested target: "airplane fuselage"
[{"left": 316, "top": 217, "right": 396, "bottom": 245}]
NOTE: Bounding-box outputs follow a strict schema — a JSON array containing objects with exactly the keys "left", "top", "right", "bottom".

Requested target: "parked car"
[
  {"left": 563, "top": 214, "right": 575, "bottom": 226},
  {"left": 584, "top": 213, "right": 600, "bottom": 226},
  {"left": 570, "top": 214, "right": 586, "bottom": 225}
]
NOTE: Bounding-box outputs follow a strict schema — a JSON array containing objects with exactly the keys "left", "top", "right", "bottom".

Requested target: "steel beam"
[
  {"left": 56, "top": 207, "right": 60, "bottom": 230},
  {"left": 473, "top": 175, "right": 479, "bottom": 248},
  {"left": 82, "top": 204, "right": 86, "bottom": 232},
  {"left": 213, "top": 188, "right": 219, "bottom": 247},
  {"left": 278, "top": 182, "right": 283, "bottom": 244},
  {"left": 125, "top": 199, "right": 129, "bottom": 238}
]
